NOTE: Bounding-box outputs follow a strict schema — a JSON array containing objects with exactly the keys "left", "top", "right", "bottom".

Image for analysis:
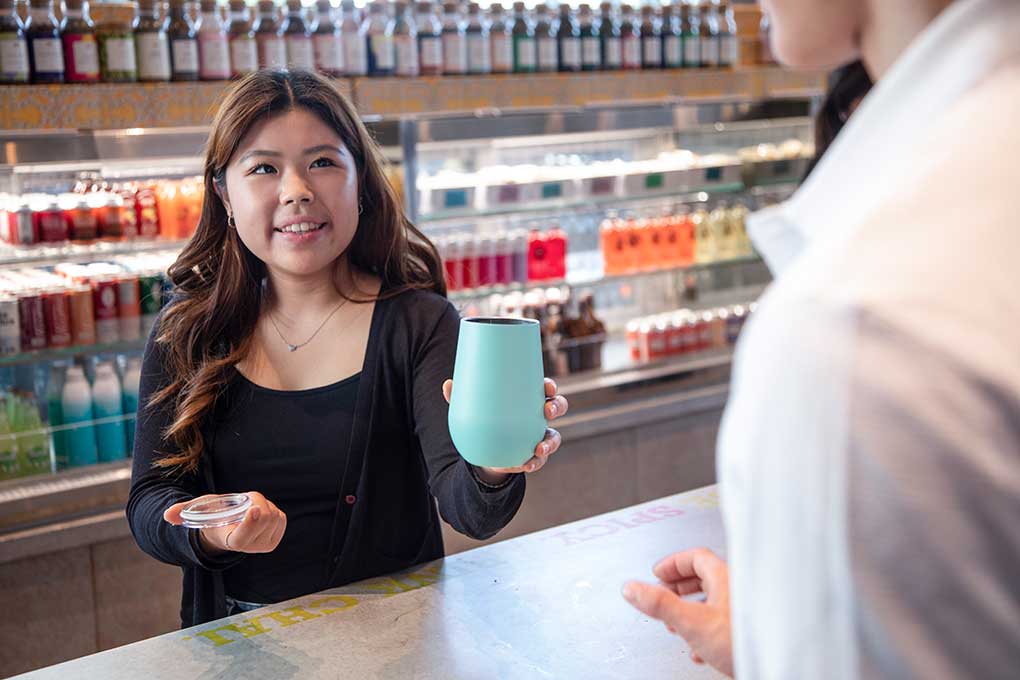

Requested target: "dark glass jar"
[
  {"left": 168, "top": 0, "right": 199, "bottom": 80},
  {"left": 27, "top": 0, "right": 65, "bottom": 82}
]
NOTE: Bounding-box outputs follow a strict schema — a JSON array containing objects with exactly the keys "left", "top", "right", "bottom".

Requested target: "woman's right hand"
[{"left": 163, "top": 491, "right": 287, "bottom": 555}]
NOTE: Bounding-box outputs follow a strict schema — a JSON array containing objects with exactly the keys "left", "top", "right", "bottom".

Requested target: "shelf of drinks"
[
  {"left": 0, "top": 339, "right": 145, "bottom": 368},
  {"left": 447, "top": 255, "right": 761, "bottom": 303},
  {"left": 0, "top": 67, "right": 824, "bottom": 131},
  {"left": 0, "top": 237, "right": 188, "bottom": 267}
]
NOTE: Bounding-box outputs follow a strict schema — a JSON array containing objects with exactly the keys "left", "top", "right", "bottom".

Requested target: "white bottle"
[
  {"left": 92, "top": 361, "right": 127, "bottom": 462},
  {"left": 122, "top": 357, "right": 142, "bottom": 456},
  {"left": 62, "top": 365, "right": 98, "bottom": 467}
]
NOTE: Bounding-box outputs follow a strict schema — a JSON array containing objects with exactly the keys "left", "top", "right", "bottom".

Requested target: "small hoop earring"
[
  {"left": 358, "top": 201, "right": 363, "bottom": 216},
  {"left": 227, "top": 215, "right": 236, "bottom": 228}
]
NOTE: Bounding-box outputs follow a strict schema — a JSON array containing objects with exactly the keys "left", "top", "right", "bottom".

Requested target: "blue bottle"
[
  {"left": 62, "top": 365, "right": 98, "bottom": 467},
  {"left": 92, "top": 360, "right": 127, "bottom": 462}
]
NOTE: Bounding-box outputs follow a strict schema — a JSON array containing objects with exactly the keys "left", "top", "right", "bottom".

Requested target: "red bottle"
[
  {"left": 527, "top": 229, "right": 549, "bottom": 282},
  {"left": 545, "top": 224, "right": 567, "bottom": 280},
  {"left": 460, "top": 235, "right": 479, "bottom": 290}
]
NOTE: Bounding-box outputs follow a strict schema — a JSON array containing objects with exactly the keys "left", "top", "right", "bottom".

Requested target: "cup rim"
[{"left": 462, "top": 316, "right": 540, "bottom": 326}]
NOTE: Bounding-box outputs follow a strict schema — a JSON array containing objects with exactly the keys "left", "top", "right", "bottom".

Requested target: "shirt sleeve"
[
  {"left": 125, "top": 313, "right": 245, "bottom": 572},
  {"left": 411, "top": 298, "right": 526, "bottom": 541}
]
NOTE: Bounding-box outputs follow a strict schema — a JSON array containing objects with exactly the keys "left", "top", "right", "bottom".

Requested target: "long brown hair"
[{"left": 150, "top": 69, "right": 444, "bottom": 473}]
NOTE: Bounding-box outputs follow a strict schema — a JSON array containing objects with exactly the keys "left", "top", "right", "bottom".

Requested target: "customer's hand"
[
  {"left": 164, "top": 491, "right": 288, "bottom": 555},
  {"left": 443, "top": 377, "right": 568, "bottom": 480},
  {"left": 623, "top": 548, "right": 734, "bottom": 677}
]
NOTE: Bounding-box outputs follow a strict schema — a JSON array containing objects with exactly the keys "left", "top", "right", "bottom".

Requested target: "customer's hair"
[
  {"left": 803, "top": 60, "right": 873, "bottom": 180},
  {"left": 149, "top": 69, "right": 444, "bottom": 473}
]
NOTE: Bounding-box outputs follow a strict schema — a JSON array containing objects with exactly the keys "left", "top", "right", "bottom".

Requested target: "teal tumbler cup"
[{"left": 448, "top": 317, "right": 548, "bottom": 469}]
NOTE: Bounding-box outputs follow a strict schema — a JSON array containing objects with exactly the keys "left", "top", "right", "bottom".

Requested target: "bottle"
[
  {"left": 511, "top": 230, "right": 528, "bottom": 284},
  {"left": 0, "top": 398, "right": 16, "bottom": 479},
  {"left": 487, "top": 2, "right": 511, "bottom": 74},
  {"left": 227, "top": 0, "right": 257, "bottom": 77},
  {"left": 60, "top": 0, "right": 99, "bottom": 82},
  {"left": 621, "top": 211, "right": 642, "bottom": 273},
  {"left": 393, "top": 0, "right": 418, "bottom": 76},
  {"left": 196, "top": 0, "right": 231, "bottom": 80},
  {"left": 556, "top": 4, "right": 579, "bottom": 73},
  {"left": 134, "top": 0, "right": 172, "bottom": 81},
  {"left": 527, "top": 228, "right": 549, "bottom": 282},
  {"left": 680, "top": 0, "right": 699, "bottom": 68},
  {"left": 92, "top": 360, "right": 126, "bottom": 462},
  {"left": 254, "top": 0, "right": 285, "bottom": 68},
  {"left": 415, "top": 1, "right": 441, "bottom": 75},
  {"left": 619, "top": 4, "right": 639, "bottom": 70},
  {"left": 717, "top": 0, "right": 736, "bottom": 68},
  {"left": 465, "top": 2, "right": 489, "bottom": 75},
  {"left": 545, "top": 224, "right": 568, "bottom": 280},
  {"left": 339, "top": 0, "right": 365, "bottom": 75},
  {"left": 282, "top": 0, "right": 313, "bottom": 69},
  {"left": 597, "top": 2, "right": 619, "bottom": 71},
  {"left": 311, "top": 0, "right": 342, "bottom": 76},
  {"left": 440, "top": 2, "right": 466, "bottom": 75},
  {"left": 46, "top": 363, "right": 67, "bottom": 469},
  {"left": 364, "top": 1, "right": 394, "bottom": 76},
  {"left": 638, "top": 5, "right": 660, "bottom": 70},
  {"left": 62, "top": 365, "right": 97, "bottom": 467},
  {"left": 692, "top": 203, "right": 714, "bottom": 262},
  {"left": 122, "top": 356, "right": 141, "bottom": 455},
  {"left": 168, "top": 0, "right": 199, "bottom": 80},
  {"left": 661, "top": 3, "right": 682, "bottom": 69},
  {"left": 709, "top": 200, "right": 733, "bottom": 260},
  {"left": 10, "top": 392, "right": 49, "bottom": 476},
  {"left": 27, "top": 0, "right": 65, "bottom": 83},
  {"left": 534, "top": 4, "right": 556, "bottom": 73},
  {"left": 510, "top": 1, "right": 534, "bottom": 73},
  {"left": 0, "top": 0, "right": 30, "bottom": 84},
  {"left": 698, "top": 1, "right": 718, "bottom": 68},
  {"left": 97, "top": 11, "right": 137, "bottom": 81},
  {"left": 600, "top": 211, "right": 623, "bottom": 275},
  {"left": 578, "top": 3, "right": 599, "bottom": 71}
]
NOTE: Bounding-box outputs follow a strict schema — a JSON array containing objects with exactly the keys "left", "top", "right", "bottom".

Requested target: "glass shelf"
[
  {"left": 0, "top": 238, "right": 187, "bottom": 267},
  {"left": 0, "top": 339, "right": 146, "bottom": 368}
]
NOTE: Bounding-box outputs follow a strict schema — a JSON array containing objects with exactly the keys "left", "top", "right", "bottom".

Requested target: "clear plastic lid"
[{"left": 180, "top": 493, "right": 251, "bottom": 529}]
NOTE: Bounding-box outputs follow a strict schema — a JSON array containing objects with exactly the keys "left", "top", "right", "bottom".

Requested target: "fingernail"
[
  {"left": 549, "top": 403, "right": 558, "bottom": 416},
  {"left": 622, "top": 583, "right": 638, "bottom": 604},
  {"left": 251, "top": 507, "right": 261, "bottom": 521},
  {"left": 542, "top": 443, "right": 549, "bottom": 455},
  {"left": 527, "top": 464, "right": 535, "bottom": 472}
]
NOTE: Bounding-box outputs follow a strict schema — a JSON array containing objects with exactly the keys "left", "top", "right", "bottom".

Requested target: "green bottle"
[{"left": 510, "top": 1, "right": 535, "bottom": 73}]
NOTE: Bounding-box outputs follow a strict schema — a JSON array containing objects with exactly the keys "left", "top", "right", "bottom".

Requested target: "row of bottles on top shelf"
[
  {"left": 0, "top": 253, "right": 174, "bottom": 357},
  {"left": 0, "top": 0, "right": 743, "bottom": 85},
  {"left": 435, "top": 226, "right": 566, "bottom": 292},
  {"left": 625, "top": 301, "right": 753, "bottom": 363},
  {"left": 0, "top": 353, "right": 141, "bottom": 479},
  {"left": 601, "top": 199, "right": 751, "bottom": 275},
  {"left": 0, "top": 178, "right": 202, "bottom": 247}
]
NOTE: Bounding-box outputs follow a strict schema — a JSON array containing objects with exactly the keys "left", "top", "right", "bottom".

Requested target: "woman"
[
  {"left": 127, "top": 69, "right": 568, "bottom": 626},
  {"left": 624, "top": 0, "right": 1020, "bottom": 678}
]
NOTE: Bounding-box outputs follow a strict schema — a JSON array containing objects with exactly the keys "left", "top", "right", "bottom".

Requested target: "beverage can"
[
  {"left": 42, "top": 288, "right": 73, "bottom": 348},
  {"left": 17, "top": 288, "right": 48, "bottom": 352},
  {"left": 92, "top": 277, "right": 120, "bottom": 344},
  {"left": 117, "top": 274, "right": 142, "bottom": 341},
  {"left": 0, "top": 295, "right": 21, "bottom": 356},
  {"left": 68, "top": 285, "right": 96, "bottom": 346}
]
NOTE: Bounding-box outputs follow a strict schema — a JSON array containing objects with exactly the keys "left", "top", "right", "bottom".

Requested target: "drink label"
[
  {"left": 198, "top": 33, "right": 231, "bottom": 78},
  {"left": 230, "top": 35, "right": 258, "bottom": 75},
  {"left": 286, "top": 35, "right": 314, "bottom": 69},
  {"left": 467, "top": 33, "right": 489, "bottom": 73},
  {"left": 560, "top": 36, "right": 581, "bottom": 69},
  {"left": 537, "top": 36, "right": 557, "bottom": 69},
  {"left": 622, "top": 35, "right": 640, "bottom": 68},
  {"left": 135, "top": 32, "right": 170, "bottom": 79},
  {"left": 256, "top": 34, "right": 286, "bottom": 68},
  {"left": 0, "top": 33, "right": 29, "bottom": 81},
  {"left": 171, "top": 38, "right": 199, "bottom": 73},
  {"left": 582, "top": 36, "right": 600, "bottom": 67},
  {"left": 420, "top": 35, "right": 443, "bottom": 70},
  {"left": 641, "top": 36, "right": 660, "bottom": 65},
  {"left": 442, "top": 33, "right": 466, "bottom": 72},
  {"left": 683, "top": 36, "right": 699, "bottom": 65},
  {"left": 664, "top": 35, "right": 682, "bottom": 67},
  {"left": 700, "top": 36, "right": 718, "bottom": 66},
  {"left": 104, "top": 37, "right": 136, "bottom": 72},
  {"left": 342, "top": 31, "right": 367, "bottom": 74},
  {"left": 313, "top": 33, "right": 343, "bottom": 72},
  {"left": 604, "top": 36, "right": 622, "bottom": 67},
  {"left": 491, "top": 33, "right": 512, "bottom": 71},
  {"left": 65, "top": 34, "right": 100, "bottom": 79},
  {"left": 32, "top": 36, "right": 64, "bottom": 73},
  {"left": 395, "top": 34, "right": 418, "bottom": 76}
]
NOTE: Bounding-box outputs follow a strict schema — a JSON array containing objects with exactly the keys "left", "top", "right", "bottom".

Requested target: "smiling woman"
[{"left": 125, "top": 69, "right": 569, "bottom": 627}]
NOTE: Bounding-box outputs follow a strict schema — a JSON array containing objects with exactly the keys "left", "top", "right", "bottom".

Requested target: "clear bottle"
[
  {"left": 61, "top": 365, "right": 97, "bottom": 467},
  {"left": 92, "top": 360, "right": 126, "bottom": 462},
  {"left": 619, "top": 3, "right": 639, "bottom": 70},
  {"left": 168, "top": 0, "right": 199, "bottom": 80},
  {"left": 364, "top": 0, "right": 394, "bottom": 76},
  {"left": 134, "top": 0, "right": 171, "bottom": 81},
  {"left": 534, "top": 4, "right": 557, "bottom": 73},
  {"left": 487, "top": 2, "right": 511, "bottom": 74},
  {"left": 698, "top": 1, "right": 718, "bottom": 68},
  {"left": 393, "top": 0, "right": 418, "bottom": 76},
  {"left": 692, "top": 202, "right": 714, "bottom": 262},
  {"left": 97, "top": 10, "right": 137, "bottom": 81},
  {"left": 415, "top": 1, "right": 441, "bottom": 75},
  {"left": 578, "top": 3, "right": 599, "bottom": 72},
  {"left": 717, "top": 0, "right": 737, "bottom": 68},
  {"left": 197, "top": 0, "right": 231, "bottom": 80},
  {"left": 0, "top": 0, "right": 30, "bottom": 84},
  {"left": 598, "top": 1, "right": 620, "bottom": 71},
  {"left": 282, "top": 0, "right": 313, "bottom": 69},
  {"left": 510, "top": 1, "right": 534, "bottom": 73},
  {"left": 661, "top": 3, "right": 682, "bottom": 69},
  {"left": 227, "top": 0, "right": 258, "bottom": 77},
  {"left": 465, "top": 2, "right": 489, "bottom": 75},
  {"left": 312, "top": 0, "right": 343, "bottom": 76},
  {"left": 254, "top": 0, "right": 285, "bottom": 68},
  {"left": 61, "top": 0, "right": 99, "bottom": 82},
  {"left": 680, "top": 0, "right": 699, "bottom": 67},
  {"left": 440, "top": 1, "right": 466, "bottom": 75},
  {"left": 556, "top": 3, "right": 579, "bottom": 72},
  {"left": 27, "top": 0, "right": 65, "bottom": 83},
  {"left": 638, "top": 5, "right": 660, "bottom": 70},
  {"left": 339, "top": 0, "right": 366, "bottom": 75}
]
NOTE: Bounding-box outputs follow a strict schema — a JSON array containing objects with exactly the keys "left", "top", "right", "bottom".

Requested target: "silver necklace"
[{"left": 268, "top": 298, "right": 349, "bottom": 352}]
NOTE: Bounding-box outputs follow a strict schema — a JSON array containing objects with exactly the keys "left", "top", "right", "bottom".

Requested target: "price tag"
[
  {"left": 704, "top": 167, "right": 722, "bottom": 182},
  {"left": 497, "top": 185, "right": 521, "bottom": 203},
  {"left": 541, "top": 182, "right": 563, "bottom": 199},
  {"left": 644, "top": 173, "right": 664, "bottom": 190},
  {"left": 591, "top": 177, "right": 614, "bottom": 195},
  {"left": 443, "top": 189, "right": 469, "bottom": 209}
]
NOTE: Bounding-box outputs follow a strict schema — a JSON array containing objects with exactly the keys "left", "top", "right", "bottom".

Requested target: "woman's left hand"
[{"left": 442, "top": 377, "right": 568, "bottom": 476}]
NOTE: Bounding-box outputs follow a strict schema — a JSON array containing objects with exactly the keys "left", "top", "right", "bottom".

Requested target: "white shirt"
[{"left": 717, "top": 1, "right": 1020, "bottom": 678}]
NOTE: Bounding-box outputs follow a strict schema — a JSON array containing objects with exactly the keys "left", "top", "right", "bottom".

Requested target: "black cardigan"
[{"left": 126, "top": 286, "right": 526, "bottom": 627}]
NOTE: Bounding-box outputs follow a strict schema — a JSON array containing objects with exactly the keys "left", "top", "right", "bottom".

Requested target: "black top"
[
  {"left": 214, "top": 371, "right": 361, "bottom": 604},
  {"left": 126, "top": 285, "right": 527, "bottom": 628}
]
